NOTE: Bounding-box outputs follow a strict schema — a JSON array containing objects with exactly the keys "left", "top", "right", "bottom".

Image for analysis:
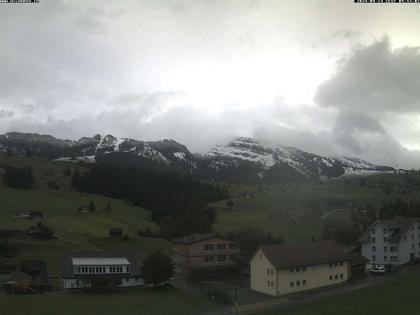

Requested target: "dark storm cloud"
[{"left": 315, "top": 38, "right": 420, "bottom": 114}]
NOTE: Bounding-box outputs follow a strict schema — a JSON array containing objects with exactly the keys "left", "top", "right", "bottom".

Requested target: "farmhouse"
[
  {"left": 359, "top": 216, "right": 420, "bottom": 267},
  {"left": 62, "top": 253, "right": 143, "bottom": 289},
  {"left": 250, "top": 240, "right": 349, "bottom": 296},
  {"left": 171, "top": 233, "right": 240, "bottom": 278}
]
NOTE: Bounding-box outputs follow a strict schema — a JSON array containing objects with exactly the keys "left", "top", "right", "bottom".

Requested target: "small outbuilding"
[
  {"left": 109, "top": 228, "right": 123, "bottom": 237},
  {"left": 347, "top": 251, "right": 368, "bottom": 279}
]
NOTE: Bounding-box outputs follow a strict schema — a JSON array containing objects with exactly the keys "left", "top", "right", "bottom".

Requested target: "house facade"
[
  {"left": 250, "top": 240, "right": 349, "bottom": 296},
  {"left": 360, "top": 216, "right": 420, "bottom": 267},
  {"left": 62, "top": 254, "right": 143, "bottom": 289},
  {"left": 171, "top": 233, "right": 240, "bottom": 278}
]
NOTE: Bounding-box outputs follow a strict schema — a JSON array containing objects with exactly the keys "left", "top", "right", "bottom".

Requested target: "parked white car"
[{"left": 370, "top": 265, "right": 386, "bottom": 275}]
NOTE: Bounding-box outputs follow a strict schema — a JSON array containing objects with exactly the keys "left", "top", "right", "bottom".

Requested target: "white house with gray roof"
[{"left": 359, "top": 216, "right": 420, "bottom": 267}]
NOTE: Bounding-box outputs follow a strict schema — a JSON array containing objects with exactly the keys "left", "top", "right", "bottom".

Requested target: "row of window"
[
  {"left": 371, "top": 255, "right": 398, "bottom": 262},
  {"left": 204, "top": 254, "right": 234, "bottom": 263},
  {"left": 329, "top": 262, "right": 344, "bottom": 268},
  {"left": 203, "top": 243, "right": 238, "bottom": 251},
  {"left": 329, "top": 274, "right": 344, "bottom": 280},
  {"left": 267, "top": 281, "right": 275, "bottom": 287},
  {"left": 289, "top": 266, "right": 306, "bottom": 273},
  {"left": 289, "top": 280, "right": 306, "bottom": 287},
  {"left": 74, "top": 265, "right": 129, "bottom": 274},
  {"left": 372, "top": 246, "right": 398, "bottom": 252},
  {"left": 267, "top": 268, "right": 275, "bottom": 276}
]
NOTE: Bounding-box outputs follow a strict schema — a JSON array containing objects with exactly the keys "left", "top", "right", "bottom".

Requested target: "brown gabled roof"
[
  {"left": 260, "top": 240, "right": 348, "bottom": 269},
  {"left": 171, "top": 233, "right": 232, "bottom": 244}
]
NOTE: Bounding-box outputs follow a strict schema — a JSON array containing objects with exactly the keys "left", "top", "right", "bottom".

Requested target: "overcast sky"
[{"left": 1, "top": 0, "right": 420, "bottom": 168}]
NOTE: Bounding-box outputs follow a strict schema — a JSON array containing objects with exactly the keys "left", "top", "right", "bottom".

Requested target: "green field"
[
  {"left": 0, "top": 287, "right": 215, "bottom": 315},
  {"left": 213, "top": 176, "right": 420, "bottom": 242},
  {"left": 253, "top": 268, "right": 420, "bottom": 315},
  {"left": 0, "top": 154, "right": 164, "bottom": 276}
]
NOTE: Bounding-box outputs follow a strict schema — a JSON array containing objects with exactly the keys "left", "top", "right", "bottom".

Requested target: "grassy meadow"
[
  {"left": 0, "top": 287, "right": 215, "bottom": 315},
  {"left": 213, "top": 175, "right": 420, "bottom": 242},
  {"left": 0, "top": 154, "right": 163, "bottom": 277},
  {"left": 253, "top": 267, "right": 420, "bottom": 315}
]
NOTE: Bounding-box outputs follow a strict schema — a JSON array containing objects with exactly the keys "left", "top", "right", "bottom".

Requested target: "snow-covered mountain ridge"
[{"left": 0, "top": 133, "right": 394, "bottom": 182}]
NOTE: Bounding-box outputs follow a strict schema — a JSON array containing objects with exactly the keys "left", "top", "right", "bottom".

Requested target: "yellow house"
[{"left": 250, "top": 240, "right": 349, "bottom": 296}]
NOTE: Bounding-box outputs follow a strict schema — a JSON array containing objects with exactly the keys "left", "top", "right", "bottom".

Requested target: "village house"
[
  {"left": 250, "top": 240, "right": 349, "bottom": 297},
  {"left": 61, "top": 253, "right": 143, "bottom": 289},
  {"left": 171, "top": 233, "right": 240, "bottom": 278},
  {"left": 359, "top": 216, "right": 420, "bottom": 267}
]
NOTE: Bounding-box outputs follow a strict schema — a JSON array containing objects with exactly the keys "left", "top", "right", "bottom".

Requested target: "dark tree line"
[
  {"left": 225, "top": 227, "right": 284, "bottom": 258},
  {"left": 71, "top": 165, "right": 229, "bottom": 224},
  {"left": 3, "top": 165, "right": 35, "bottom": 189},
  {"left": 322, "top": 218, "right": 362, "bottom": 245}
]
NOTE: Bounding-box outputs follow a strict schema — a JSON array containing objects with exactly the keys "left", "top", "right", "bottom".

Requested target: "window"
[
  {"left": 372, "top": 237, "right": 376, "bottom": 243},
  {"left": 334, "top": 262, "right": 338, "bottom": 267},
  {"left": 290, "top": 282, "right": 294, "bottom": 287},
  {"left": 390, "top": 246, "right": 398, "bottom": 252},
  {"left": 390, "top": 256, "right": 398, "bottom": 262},
  {"left": 383, "top": 228, "right": 387, "bottom": 234},
  {"left": 271, "top": 269, "right": 274, "bottom": 276},
  {"left": 204, "top": 244, "right": 214, "bottom": 251},
  {"left": 296, "top": 267, "right": 300, "bottom": 272},
  {"left": 412, "top": 235, "right": 415, "bottom": 241},
  {"left": 372, "top": 227, "right": 376, "bottom": 234},
  {"left": 384, "top": 246, "right": 388, "bottom": 252},
  {"left": 404, "top": 235, "right": 407, "bottom": 241},
  {"left": 329, "top": 263, "right": 333, "bottom": 268},
  {"left": 383, "top": 237, "right": 387, "bottom": 242},
  {"left": 229, "top": 243, "right": 237, "bottom": 249},
  {"left": 289, "top": 268, "right": 294, "bottom": 273},
  {"left": 302, "top": 280, "right": 306, "bottom": 285},
  {"left": 267, "top": 268, "right": 270, "bottom": 275},
  {"left": 412, "top": 226, "right": 415, "bottom": 231},
  {"left": 296, "top": 281, "right": 300, "bottom": 286},
  {"left": 204, "top": 256, "right": 214, "bottom": 263},
  {"left": 384, "top": 256, "right": 388, "bottom": 262},
  {"left": 340, "top": 274, "right": 343, "bottom": 279},
  {"left": 267, "top": 281, "right": 270, "bottom": 286},
  {"left": 372, "top": 255, "right": 376, "bottom": 261},
  {"left": 329, "top": 275, "right": 333, "bottom": 280},
  {"left": 412, "top": 244, "right": 415, "bottom": 250},
  {"left": 217, "top": 255, "right": 226, "bottom": 262},
  {"left": 217, "top": 243, "right": 227, "bottom": 251},
  {"left": 339, "top": 262, "right": 343, "bottom": 266},
  {"left": 334, "top": 274, "right": 338, "bottom": 280},
  {"left": 372, "top": 246, "right": 376, "bottom": 252},
  {"left": 302, "top": 266, "right": 306, "bottom": 271}
]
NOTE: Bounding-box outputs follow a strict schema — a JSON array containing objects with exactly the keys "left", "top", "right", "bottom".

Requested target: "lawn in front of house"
[
  {"left": 253, "top": 268, "right": 420, "bottom": 315},
  {"left": 0, "top": 287, "right": 216, "bottom": 315}
]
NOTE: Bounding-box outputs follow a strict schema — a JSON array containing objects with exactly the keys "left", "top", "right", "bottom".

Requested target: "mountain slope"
[{"left": 0, "top": 132, "right": 394, "bottom": 183}]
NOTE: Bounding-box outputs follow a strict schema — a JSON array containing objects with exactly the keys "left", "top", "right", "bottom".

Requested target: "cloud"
[
  {"left": 315, "top": 38, "right": 420, "bottom": 115},
  {"left": 0, "top": 109, "right": 14, "bottom": 118}
]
